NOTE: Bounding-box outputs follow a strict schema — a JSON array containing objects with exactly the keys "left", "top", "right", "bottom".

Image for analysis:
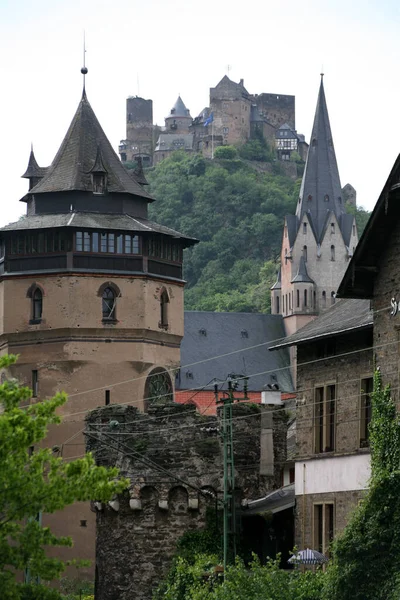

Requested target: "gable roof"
[
  {"left": 270, "top": 298, "right": 372, "bottom": 350},
  {"left": 177, "top": 312, "right": 294, "bottom": 392},
  {"left": 295, "top": 77, "right": 345, "bottom": 243},
  {"left": 338, "top": 154, "right": 400, "bottom": 299},
  {"left": 25, "top": 91, "right": 152, "bottom": 201}
]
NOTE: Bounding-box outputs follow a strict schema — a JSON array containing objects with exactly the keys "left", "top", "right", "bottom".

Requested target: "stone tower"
[
  {"left": 0, "top": 89, "right": 197, "bottom": 575},
  {"left": 271, "top": 76, "right": 358, "bottom": 337},
  {"left": 119, "top": 96, "right": 154, "bottom": 165},
  {"left": 164, "top": 96, "right": 192, "bottom": 133}
]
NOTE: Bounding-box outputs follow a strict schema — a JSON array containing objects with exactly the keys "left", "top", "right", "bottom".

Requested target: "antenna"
[{"left": 81, "top": 31, "right": 88, "bottom": 92}]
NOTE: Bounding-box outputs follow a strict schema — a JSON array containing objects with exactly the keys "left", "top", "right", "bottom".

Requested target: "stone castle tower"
[
  {"left": 271, "top": 76, "right": 358, "bottom": 337},
  {"left": 0, "top": 88, "right": 196, "bottom": 574},
  {"left": 119, "top": 96, "right": 154, "bottom": 165}
]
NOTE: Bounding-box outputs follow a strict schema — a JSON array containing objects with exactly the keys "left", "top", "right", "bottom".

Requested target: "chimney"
[{"left": 239, "top": 78, "right": 244, "bottom": 86}]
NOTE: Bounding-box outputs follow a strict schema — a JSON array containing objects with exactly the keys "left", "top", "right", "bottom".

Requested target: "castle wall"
[
  {"left": 85, "top": 402, "right": 287, "bottom": 600},
  {"left": 253, "top": 94, "right": 295, "bottom": 130}
]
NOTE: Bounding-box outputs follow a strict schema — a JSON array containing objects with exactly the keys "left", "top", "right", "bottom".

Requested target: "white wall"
[{"left": 295, "top": 453, "right": 371, "bottom": 495}]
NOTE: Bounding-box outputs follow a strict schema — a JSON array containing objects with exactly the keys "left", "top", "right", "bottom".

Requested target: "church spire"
[{"left": 296, "top": 76, "right": 344, "bottom": 242}]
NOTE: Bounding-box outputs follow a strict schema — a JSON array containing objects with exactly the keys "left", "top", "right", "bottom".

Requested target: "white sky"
[{"left": 1, "top": 0, "right": 399, "bottom": 226}]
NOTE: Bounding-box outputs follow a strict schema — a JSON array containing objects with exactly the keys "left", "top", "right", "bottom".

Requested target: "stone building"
[
  {"left": 86, "top": 397, "right": 289, "bottom": 600},
  {"left": 0, "top": 88, "right": 197, "bottom": 575},
  {"left": 119, "top": 75, "right": 305, "bottom": 166},
  {"left": 271, "top": 299, "right": 373, "bottom": 553},
  {"left": 269, "top": 150, "right": 400, "bottom": 556},
  {"left": 271, "top": 76, "right": 358, "bottom": 338},
  {"left": 119, "top": 96, "right": 154, "bottom": 165},
  {"left": 153, "top": 96, "right": 194, "bottom": 165}
]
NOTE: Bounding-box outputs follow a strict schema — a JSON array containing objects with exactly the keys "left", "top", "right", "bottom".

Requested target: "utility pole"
[{"left": 214, "top": 374, "right": 248, "bottom": 574}]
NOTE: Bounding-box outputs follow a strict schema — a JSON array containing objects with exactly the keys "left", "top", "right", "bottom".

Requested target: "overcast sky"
[{"left": 0, "top": 0, "right": 399, "bottom": 226}]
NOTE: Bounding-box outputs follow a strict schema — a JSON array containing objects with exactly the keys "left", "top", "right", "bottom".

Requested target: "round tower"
[{"left": 0, "top": 89, "right": 197, "bottom": 576}]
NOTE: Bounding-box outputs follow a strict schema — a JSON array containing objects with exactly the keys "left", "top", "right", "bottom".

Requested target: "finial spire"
[{"left": 80, "top": 31, "right": 88, "bottom": 94}]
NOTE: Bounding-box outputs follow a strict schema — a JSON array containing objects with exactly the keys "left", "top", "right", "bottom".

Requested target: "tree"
[
  {"left": 214, "top": 146, "right": 237, "bottom": 160},
  {"left": 345, "top": 202, "right": 371, "bottom": 237},
  {"left": 323, "top": 370, "right": 400, "bottom": 600},
  {"left": 0, "top": 354, "right": 128, "bottom": 600}
]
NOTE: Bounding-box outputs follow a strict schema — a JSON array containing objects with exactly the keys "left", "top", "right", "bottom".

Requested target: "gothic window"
[
  {"left": 303, "top": 245, "right": 308, "bottom": 262},
  {"left": 102, "top": 287, "right": 116, "bottom": 321},
  {"left": 303, "top": 222, "right": 307, "bottom": 234},
  {"left": 297, "top": 289, "right": 300, "bottom": 308},
  {"left": 144, "top": 368, "right": 173, "bottom": 411},
  {"left": 331, "top": 245, "right": 335, "bottom": 261},
  {"left": 331, "top": 222, "right": 335, "bottom": 234},
  {"left": 32, "top": 288, "right": 43, "bottom": 321},
  {"left": 304, "top": 289, "right": 307, "bottom": 308},
  {"left": 324, "top": 194, "right": 329, "bottom": 202},
  {"left": 322, "top": 291, "right": 326, "bottom": 308},
  {"left": 160, "top": 289, "right": 169, "bottom": 329},
  {"left": 276, "top": 296, "right": 280, "bottom": 313},
  {"left": 331, "top": 291, "right": 336, "bottom": 305}
]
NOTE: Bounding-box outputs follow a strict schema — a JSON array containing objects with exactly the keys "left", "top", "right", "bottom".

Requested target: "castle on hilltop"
[{"left": 118, "top": 75, "right": 308, "bottom": 166}]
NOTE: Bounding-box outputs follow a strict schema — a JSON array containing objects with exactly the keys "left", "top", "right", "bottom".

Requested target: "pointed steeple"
[
  {"left": 24, "top": 93, "right": 152, "bottom": 201},
  {"left": 21, "top": 146, "right": 48, "bottom": 190},
  {"left": 291, "top": 256, "right": 314, "bottom": 284},
  {"left": 271, "top": 267, "right": 281, "bottom": 290},
  {"left": 296, "top": 76, "right": 344, "bottom": 242},
  {"left": 21, "top": 146, "right": 47, "bottom": 179}
]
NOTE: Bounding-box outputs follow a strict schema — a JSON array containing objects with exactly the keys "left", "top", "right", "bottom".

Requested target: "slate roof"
[
  {"left": 291, "top": 256, "right": 314, "bottom": 283},
  {"left": 338, "top": 153, "right": 400, "bottom": 299},
  {"left": 0, "top": 212, "right": 198, "bottom": 245},
  {"left": 271, "top": 267, "right": 281, "bottom": 290},
  {"left": 25, "top": 91, "right": 152, "bottom": 201},
  {"left": 21, "top": 148, "right": 48, "bottom": 179},
  {"left": 154, "top": 134, "right": 194, "bottom": 152},
  {"left": 167, "top": 96, "right": 191, "bottom": 118},
  {"left": 270, "top": 298, "right": 373, "bottom": 350},
  {"left": 177, "top": 312, "right": 294, "bottom": 392},
  {"left": 295, "top": 77, "right": 346, "bottom": 243}
]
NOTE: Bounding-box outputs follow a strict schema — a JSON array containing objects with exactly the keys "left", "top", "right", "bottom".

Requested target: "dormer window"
[
  {"left": 303, "top": 223, "right": 307, "bottom": 234},
  {"left": 324, "top": 194, "right": 329, "bottom": 202},
  {"left": 92, "top": 172, "right": 107, "bottom": 195},
  {"left": 308, "top": 194, "right": 312, "bottom": 201},
  {"left": 331, "top": 223, "right": 335, "bottom": 234}
]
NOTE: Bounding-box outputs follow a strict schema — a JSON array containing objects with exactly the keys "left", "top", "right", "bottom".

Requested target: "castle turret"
[
  {"left": 1, "top": 85, "right": 197, "bottom": 578},
  {"left": 164, "top": 96, "right": 192, "bottom": 133},
  {"left": 21, "top": 146, "right": 47, "bottom": 191},
  {"left": 273, "top": 76, "right": 358, "bottom": 337}
]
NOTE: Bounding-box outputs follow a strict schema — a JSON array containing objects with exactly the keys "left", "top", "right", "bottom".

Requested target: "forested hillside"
[{"left": 143, "top": 150, "right": 369, "bottom": 313}]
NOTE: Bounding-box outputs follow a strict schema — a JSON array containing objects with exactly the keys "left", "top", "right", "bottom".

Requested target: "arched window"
[
  {"left": 297, "top": 289, "right": 300, "bottom": 308},
  {"left": 32, "top": 288, "right": 43, "bottom": 321},
  {"left": 144, "top": 367, "right": 173, "bottom": 411},
  {"left": 160, "top": 289, "right": 169, "bottom": 329},
  {"left": 27, "top": 284, "right": 44, "bottom": 323},
  {"left": 303, "top": 222, "right": 307, "bottom": 234},
  {"left": 276, "top": 296, "right": 280, "bottom": 313},
  {"left": 331, "top": 245, "right": 335, "bottom": 261},
  {"left": 303, "top": 245, "right": 307, "bottom": 262},
  {"left": 322, "top": 291, "right": 326, "bottom": 308},
  {"left": 331, "top": 291, "right": 336, "bottom": 305},
  {"left": 102, "top": 287, "right": 116, "bottom": 320},
  {"left": 304, "top": 289, "right": 308, "bottom": 307}
]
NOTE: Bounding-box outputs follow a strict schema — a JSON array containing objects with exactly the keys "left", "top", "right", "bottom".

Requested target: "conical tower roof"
[
  {"left": 296, "top": 76, "right": 344, "bottom": 242},
  {"left": 21, "top": 147, "right": 47, "bottom": 179},
  {"left": 168, "top": 96, "right": 191, "bottom": 118},
  {"left": 26, "top": 91, "right": 152, "bottom": 201},
  {"left": 291, "top": 256, "right": 314, "bottom": 284}
]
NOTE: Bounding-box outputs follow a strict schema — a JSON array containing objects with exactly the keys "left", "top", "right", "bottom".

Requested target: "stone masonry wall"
[{"left": 85, "top": 401, "right": 287, "bottom": 600}]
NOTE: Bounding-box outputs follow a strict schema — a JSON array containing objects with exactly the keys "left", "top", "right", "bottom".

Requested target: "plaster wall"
[{"left": 295, "top": 453, "right": 370, "bottom": 495}]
